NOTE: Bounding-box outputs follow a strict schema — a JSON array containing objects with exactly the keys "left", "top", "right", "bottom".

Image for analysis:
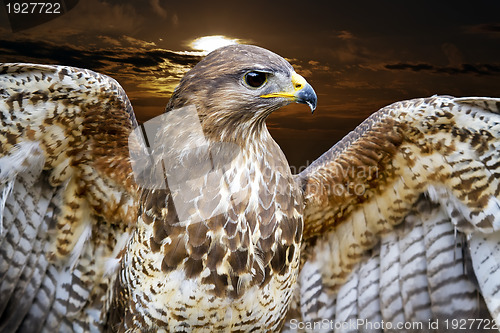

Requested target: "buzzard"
[{"left": 0, "top": 44, "right": 499, "bottom": 332}]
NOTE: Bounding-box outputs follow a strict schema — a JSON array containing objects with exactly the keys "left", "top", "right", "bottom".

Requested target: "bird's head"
[{"left": 165, "top": 44, "right": 317, "bottom": 142}]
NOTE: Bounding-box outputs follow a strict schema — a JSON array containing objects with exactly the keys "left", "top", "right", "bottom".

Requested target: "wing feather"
[
  {"left": 398, "top": 204, "right": 432, "bottom": 323},
  {"left": 295, "top": 96, "right": 500, "bottom": 329},
  {"left": 469, "top": 231, "right": 500, "bottom": 324},
  {"left": 357, "top": 246, "right": 382, "bottom": 329},
  {"left": 0, "top": 63, "right": 139, "bottom": 331},
  {"left": 334, "top": 263, "right": 359, "bottom": 332},
  {"left": 379, "top": 232, "right": 405, "bottom": 325}
]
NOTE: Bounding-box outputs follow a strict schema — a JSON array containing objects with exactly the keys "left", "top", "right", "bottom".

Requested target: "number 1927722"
[{"left": 5, "top": 2, "right": 61, "bottom": 14}]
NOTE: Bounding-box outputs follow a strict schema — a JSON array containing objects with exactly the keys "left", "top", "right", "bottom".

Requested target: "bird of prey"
[{"left": 0, "top": 44, "right": 499, "bottom": 332}]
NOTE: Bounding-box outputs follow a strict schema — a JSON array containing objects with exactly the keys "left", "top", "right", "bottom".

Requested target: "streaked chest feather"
[{"left": 119, "top": 138, "right": 304, "bottom": 331}]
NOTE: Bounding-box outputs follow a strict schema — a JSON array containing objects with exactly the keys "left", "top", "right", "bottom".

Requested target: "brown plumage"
[
  {"left": 110, "top": 45, "right": 309, "bottom": 331},
  {"left": 1, "top": 45, "right": 500, "bottom": 332}
]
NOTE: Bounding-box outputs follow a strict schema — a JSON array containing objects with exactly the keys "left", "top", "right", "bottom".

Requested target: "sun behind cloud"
[{"left": 189, "top": 35, "right": 241, "bottom": 53}]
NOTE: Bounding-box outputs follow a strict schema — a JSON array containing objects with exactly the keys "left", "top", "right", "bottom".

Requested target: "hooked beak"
[{"left": 260, "top": 72, "right": 317, "bottom": 113}]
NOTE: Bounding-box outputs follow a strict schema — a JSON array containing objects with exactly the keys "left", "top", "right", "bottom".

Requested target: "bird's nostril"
[{"left": 295, "top": 83, "right": 303, "bottom": 90}]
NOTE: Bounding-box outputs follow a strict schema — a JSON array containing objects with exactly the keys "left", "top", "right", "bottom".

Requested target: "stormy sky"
[{"left": 1, "top": 0, "right": 499, "bottom": 169}]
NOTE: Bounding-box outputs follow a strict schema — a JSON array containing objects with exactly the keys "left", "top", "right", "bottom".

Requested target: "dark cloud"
[
  {"left": 0, "top": 38, "right": 110, "bottom": 69},
  {"left": 385, "top": 62, "right": 500, "bottom": 76},
  {"left": 0, "top": 38, "right": 201, "bottom": 72},
  {"left": 481, "top": 23, "right": 500, "bottom": 32},
  {"left": 145, "top": 50, "right": 201, "bottom": 66},
  {"left": 385, "top": 63, "right": 434, "bottom": 72},
  {"left": 465, "top": 23, "right": 500, "bottom": 37}
]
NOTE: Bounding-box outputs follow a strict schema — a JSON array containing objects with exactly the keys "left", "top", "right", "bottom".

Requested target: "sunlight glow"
[{"left": 190, "top": 35, "right": 240, "bottom": 53}]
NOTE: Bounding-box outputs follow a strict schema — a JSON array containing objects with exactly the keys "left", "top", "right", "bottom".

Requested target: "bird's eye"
[{"left": 244, "top": 71, "right": 268, "bottom": 88}]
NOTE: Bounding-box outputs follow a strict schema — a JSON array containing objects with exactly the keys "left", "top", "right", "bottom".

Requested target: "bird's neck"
[{"left": 199, "top": 109, "right": 272, "bottom": 147}]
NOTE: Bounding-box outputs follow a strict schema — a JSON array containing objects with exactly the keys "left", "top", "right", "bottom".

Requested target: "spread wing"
[
  {"left": 291, "top": 96, "right": 500, "bottom": 331},
  {"left": 0, "top": 64, "right": 139, "bottom": 332}
]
